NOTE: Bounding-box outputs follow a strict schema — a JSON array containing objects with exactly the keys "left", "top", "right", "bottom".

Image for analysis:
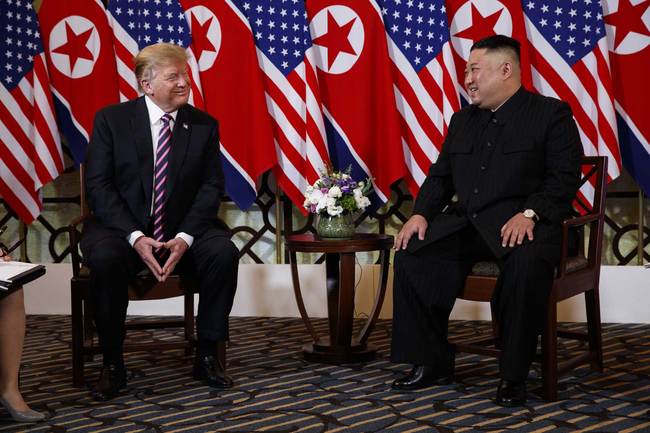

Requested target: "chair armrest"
[
  {"left": 557, "top": 212, "right": 602, "bottom": 277},
  {"left": 562, "top": 213, "right": 600, "bottom": 228},
  {"left": 67, "top": 214, "right": 90, "bottom": 278}
]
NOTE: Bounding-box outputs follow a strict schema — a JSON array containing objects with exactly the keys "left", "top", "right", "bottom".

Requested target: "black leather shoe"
[
  {"left": 91, "top": 364, "right": 127, "bottom": 401},
  {"left": 391, "top": 365, "right": 453, "bottom": 391},
  {"left": 193, "top": 355, "right": 234, "bottom": 389},
  {"left": 495, "top": 379, "right": 527, "bottom": 407}
]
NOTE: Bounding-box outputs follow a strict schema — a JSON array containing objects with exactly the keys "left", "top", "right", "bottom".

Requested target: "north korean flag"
[
  {"left": 445, "top": 0, "right": 534, "bottom": 99},
  {"left": 39, "top": 0, "right": 120, "bottom": 165},
  {"left": 306, "top": 0, "right": 405, "bottom": 204},
  {"left": 603, "top": 0, "right": 650, "bottom": 197},
  {"left": 180, "top": 0, "right": 276, "bottom": 210}
]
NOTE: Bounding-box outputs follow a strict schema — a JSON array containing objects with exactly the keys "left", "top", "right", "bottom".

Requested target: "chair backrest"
[
  {"left": 79, "top": 164, "right": 89, "bottom": 217},
  {"left": 557, "top": 156, "right": 607, "bottom": 278}
]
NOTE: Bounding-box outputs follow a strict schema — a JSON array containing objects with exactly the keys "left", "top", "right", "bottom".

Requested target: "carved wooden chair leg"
[
  {"left": 585, "top": 289, "right": 604, "bottom": 372},
  {"left": 184, "top": 293, "right": 195, "bottom": 356},
  {"left": 71, "top": 285, "right": 85, "bottom": 387}
]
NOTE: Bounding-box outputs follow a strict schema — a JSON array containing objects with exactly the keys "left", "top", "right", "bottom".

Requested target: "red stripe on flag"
[
  {"left": 571, "top": 60, "right": 620, "bottom": 178},
  {"left": 303, "top": 59, "right": 330, "bottom": 170},
  {"left": 0, "top": 179, "right": 40, "bottom": 223},
  {"left": 33, "top": 59, "right": 65, "bottom": 177},
  {"left": 532, "top": 54, "right": 600, "bottom": 152}
]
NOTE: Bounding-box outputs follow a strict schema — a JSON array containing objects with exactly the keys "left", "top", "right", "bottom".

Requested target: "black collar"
[{"left": 489, "top": 86, "right": 527, "bottom": 125}]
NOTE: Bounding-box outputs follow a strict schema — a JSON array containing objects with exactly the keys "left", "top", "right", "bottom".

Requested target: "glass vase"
[{"left": 316, "top": 213, "right": 356, "bottom": 239}]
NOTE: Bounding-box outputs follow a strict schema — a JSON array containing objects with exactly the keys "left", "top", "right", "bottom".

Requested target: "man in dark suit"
[
  {"left": 390, "top": 35, "right": 583, "bottom": 406},
  {"left": 82, "top": 43, "right": 238, "bottom": 401}
]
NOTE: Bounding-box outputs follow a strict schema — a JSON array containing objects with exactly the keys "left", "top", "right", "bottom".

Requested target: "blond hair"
[{"left": 134, "top": 43, "right": 188, "bottom": 91}]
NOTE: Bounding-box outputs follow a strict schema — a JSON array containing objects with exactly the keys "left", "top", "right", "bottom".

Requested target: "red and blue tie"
[{"left": 152, "top": 113, "right": 173, "bottom": 243}]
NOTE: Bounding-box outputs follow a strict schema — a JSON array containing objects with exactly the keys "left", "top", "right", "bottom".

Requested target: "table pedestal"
[{"left": 286, "top": 233, "right": 393, "bottom": 364}]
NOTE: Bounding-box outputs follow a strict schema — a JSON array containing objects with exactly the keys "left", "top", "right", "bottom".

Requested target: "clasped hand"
[{"left": 133, "top": 236, "right": 188, "bottom": 282}]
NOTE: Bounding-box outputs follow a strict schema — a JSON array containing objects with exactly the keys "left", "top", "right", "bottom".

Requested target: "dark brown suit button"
[
  {"left": 491, "top": 118, "right": 497, "bottom": 124},
  {"left": 472, "top": 213, "right": 478, "bottom": 218},
  {"left": 481, "top": 165, "right": 486, "bottom": 170},
  {"left": 473, "top": 188, "right": 479, "bottom": 194},
  {"left": 487, "top": 141, "right": 492, "bottom": 147}
]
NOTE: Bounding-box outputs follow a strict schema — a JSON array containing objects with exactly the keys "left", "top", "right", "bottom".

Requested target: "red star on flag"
[
  {"left": 52, "top": 21, "right": 94, "bottom": 73},
  {"left": 604, "top": 0, "right": 650, "bottom": 50},
  {"left": 190, "top": 13, "right": 217, "bottom": 61},
  {"left": 453, "top": 4, "right": 504, "bottom": 41},
  {"left": 313, "top": 11, "right": 357, "bottom": 70}
]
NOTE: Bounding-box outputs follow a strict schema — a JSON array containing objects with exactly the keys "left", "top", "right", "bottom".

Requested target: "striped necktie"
[{"left": 152, "top": 113, "right": 173, "bottom": 242}]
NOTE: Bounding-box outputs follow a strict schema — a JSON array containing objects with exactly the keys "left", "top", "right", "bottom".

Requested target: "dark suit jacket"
[
  {"left": 408, "top": 87, "right": 583, "bottom": 257},
  {"left": 82, "top": 97, "right": 228, "bottom": 251}
]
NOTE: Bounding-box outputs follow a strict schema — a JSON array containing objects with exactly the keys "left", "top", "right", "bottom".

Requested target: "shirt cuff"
[
  {"left": 176, "top": 232, "right": 193, "bottom": 248},
  {"left": 128, "top": 230, "right": 145, "bottom": 247}
]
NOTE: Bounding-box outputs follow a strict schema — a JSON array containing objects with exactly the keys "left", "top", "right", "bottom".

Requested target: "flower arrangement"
[{"left": 303, "top": 167, "right": 372, "bottom": 217}]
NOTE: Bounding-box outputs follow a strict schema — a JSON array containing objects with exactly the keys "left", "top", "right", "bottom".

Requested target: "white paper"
[{"left": 0, "top": 261, "right": 41, "bottom": 282}]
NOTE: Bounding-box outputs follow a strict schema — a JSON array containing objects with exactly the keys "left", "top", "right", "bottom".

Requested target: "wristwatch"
[{"left": 522, "top": 208, "right": 539, "bottom": 222}]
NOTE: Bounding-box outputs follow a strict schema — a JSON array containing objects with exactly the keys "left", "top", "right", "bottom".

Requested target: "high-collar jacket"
[
  {"left": 83, "top": 96, "right": 228, "bottom": 247},
  {"left": 408, "top": 87, "right": 583, "bottom": 257}
]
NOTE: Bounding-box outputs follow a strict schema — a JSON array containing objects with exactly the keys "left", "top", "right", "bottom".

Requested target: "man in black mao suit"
[
  {"left": 81, "top": 43, "right": 238, "bottom": 401},
  {"left": 390, "top": 35, "right": 583, "bottom": 406}
]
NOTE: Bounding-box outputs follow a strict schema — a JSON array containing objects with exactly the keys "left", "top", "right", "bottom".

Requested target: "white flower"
[
  {"left": 328, "top": 185, "right": 342, "bottom": 198},
  {"left": 353, "top": 187, "right": 363, "bottom": 198},
  {"left": 327, "top": 204, "right": 344, "bottom": 216},
  {"left": 308, "top": 189, "right": 323, "bottom": 205},
  {"left": 354, "top": 193, "right": 370, "bottom": 210},
  {"left": 316, "top": 195, "right": 329, "bottom": 213},
  {"left": 358, "top": 181, "right": 365, "bottom": 189},
  {"left": 304, "top": 185, "right": 314, "bottom": 196}
]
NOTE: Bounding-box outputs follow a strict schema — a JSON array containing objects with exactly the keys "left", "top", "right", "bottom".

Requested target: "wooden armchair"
[
  {"left": 453, "top": 156, "right": 607, "bottom": 401},
  {"left": 67, "top": 166, "right": 224, "bottom": 387}
]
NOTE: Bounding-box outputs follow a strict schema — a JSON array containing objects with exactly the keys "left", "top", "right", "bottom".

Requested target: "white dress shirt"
[{"left": 127, "top": 96, "right": 194, "bottom": 248}]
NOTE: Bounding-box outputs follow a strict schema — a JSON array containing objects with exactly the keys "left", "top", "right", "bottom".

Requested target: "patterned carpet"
[{"left": 1, "top": 316, "right": 650, "bottom": 432}]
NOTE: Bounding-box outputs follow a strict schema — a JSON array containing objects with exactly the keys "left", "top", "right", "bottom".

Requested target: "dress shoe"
[
  {"left": 495, "top": 379, "right": 527, "bottom": 407},
  {"left": 391, "top": 365, "right": 453, "bottom": 391},
  {"left": 193, "top": 355, "right": 234, "bottom": 389},
  {"left": 90, "top": 364, "right": 127, "bottom": 401},
  {"left": 0, "top": 398, "right": 45, "bottom": 423}
]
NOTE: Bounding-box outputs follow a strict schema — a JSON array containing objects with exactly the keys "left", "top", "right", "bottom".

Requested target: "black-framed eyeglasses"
[{"left": 0, "top": 226, "right": 25, "bottom": 257}]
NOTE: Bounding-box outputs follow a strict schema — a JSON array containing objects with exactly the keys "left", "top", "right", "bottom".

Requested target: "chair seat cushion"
[{"left": 470, "top": 255, "right": 588, "bottom": 278}]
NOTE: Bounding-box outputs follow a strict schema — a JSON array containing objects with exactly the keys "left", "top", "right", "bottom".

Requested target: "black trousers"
[
  {"left": 84, "top": 232, "right": 238, "bottom": 366},
  {"left": 391, "top": 225, "right": 558, "bottom": 382}
]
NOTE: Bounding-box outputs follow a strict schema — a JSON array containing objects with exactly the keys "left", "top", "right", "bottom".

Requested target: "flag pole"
[
  {"left": 275, "top": 185, "right": 282, "bottom": 264},
  {"left": 639, "top": 190, "right": 645, "bottom": 266}
]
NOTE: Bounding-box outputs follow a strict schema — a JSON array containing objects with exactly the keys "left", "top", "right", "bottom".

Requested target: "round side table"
[{"left": 285, "top": 233, "right": 394, "bottom": 364}]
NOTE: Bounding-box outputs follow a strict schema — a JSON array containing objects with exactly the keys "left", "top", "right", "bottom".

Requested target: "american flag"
[
  {"left": 381, "top": 0, "right": 460, "bottom": 194},
  {"left": 107, "top": 0, "right": 204, "bottom": 107},
  {"left": 524, "top": 0, "right": 622, "bottom": 200},
  {"left": 241, "top": 0, "right": 329, "bottom": 210},
  {"left": 0, "top": 0, "right": 63, "bottom": 223}
]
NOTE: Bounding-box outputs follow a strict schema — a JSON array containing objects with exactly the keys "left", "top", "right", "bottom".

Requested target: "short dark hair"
[{"left": 470, "top": 35, "right": 520, "bottom": 63}]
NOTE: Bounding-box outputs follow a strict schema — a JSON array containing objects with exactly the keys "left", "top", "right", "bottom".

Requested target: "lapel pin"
[{"left": 182, "top": 122, "right": 188, "bottom": 129}]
